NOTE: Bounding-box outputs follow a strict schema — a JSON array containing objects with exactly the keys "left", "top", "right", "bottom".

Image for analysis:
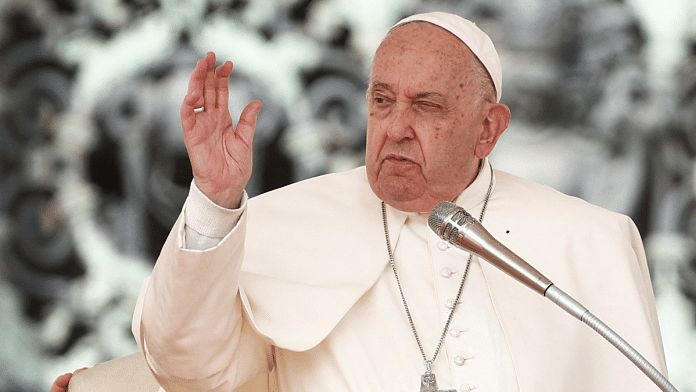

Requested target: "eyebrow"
[
  {"left": 414, "top": 91, "right": 445, "bottom": 100},
  {"left": 369, "top": 82, "right": 445, "bottom": 101},
  {"left": 369, "top": 82, "right": 390, "bottom": 92}
]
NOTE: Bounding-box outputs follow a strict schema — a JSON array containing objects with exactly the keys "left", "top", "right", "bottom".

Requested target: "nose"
[{"left": 385, "top": 105, "right": 416, "bottom": 142}]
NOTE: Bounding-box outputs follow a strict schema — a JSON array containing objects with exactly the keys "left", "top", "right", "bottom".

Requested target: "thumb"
[
  {"left": 234, "top": 100, "right": 262, "bottom": 147},
  {"left": 49, "top": 373, "right": 73, "bottom": 392}
]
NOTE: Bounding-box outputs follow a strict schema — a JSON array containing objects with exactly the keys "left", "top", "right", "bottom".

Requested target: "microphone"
[
  {"left": 428, "top": 201, "right": 678, "bottom": 392},
  {"left": 428, "top": 201, "right": 553, "bottom": 296}
]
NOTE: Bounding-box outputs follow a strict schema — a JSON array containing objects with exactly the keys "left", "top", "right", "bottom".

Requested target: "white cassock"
[{"left": 132, "top": 158, "right": 668, "bottom": 392}]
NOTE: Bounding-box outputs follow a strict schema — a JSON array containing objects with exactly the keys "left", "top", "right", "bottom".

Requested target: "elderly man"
[{"left": 124, "top": 11, "right": 667, "bottom": 392}]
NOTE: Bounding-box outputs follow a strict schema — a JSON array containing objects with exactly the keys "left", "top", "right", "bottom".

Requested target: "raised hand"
[{"left": 181, "top": 52, "right": 262, "bottom": 209}]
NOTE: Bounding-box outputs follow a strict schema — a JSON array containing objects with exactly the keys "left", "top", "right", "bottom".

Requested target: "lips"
[
  {"left": 382, "top": 154, "right": 421, "bottom": 172},
  {"left": 384, "top": 153, "right": 416, "bottom": 164}
]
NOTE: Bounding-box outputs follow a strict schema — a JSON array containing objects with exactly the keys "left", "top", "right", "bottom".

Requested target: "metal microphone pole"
[{"left": 429, "top": 201, "right": 679, "bottom": 392}]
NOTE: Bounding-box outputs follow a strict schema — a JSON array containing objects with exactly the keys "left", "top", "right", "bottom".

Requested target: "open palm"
[{"left": 181, "top": 52, "right": 262, "bottom": 209}]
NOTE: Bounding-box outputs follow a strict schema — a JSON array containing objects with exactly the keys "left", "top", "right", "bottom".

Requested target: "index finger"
[
  {"left": 186, "top": 58, "right": 208, "bottom": 98},
  {"left": 203, "top": 52, "right": 218, "bottom": 111},
  {"left": 182, "top": 58, "right": 208, "bottom": 115}
]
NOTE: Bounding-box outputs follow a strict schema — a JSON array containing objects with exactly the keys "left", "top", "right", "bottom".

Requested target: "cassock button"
[
  {"left": 460, "top": 384, "right": 477, "bottom": 392},
  {"left": 445, "top": 299, "right": 461, "bottom": 309},
  {"left": 441, "top": 267, "right": 453, "bottom": 278},
  {"left": 449, "top": 328, "right": 467, "bottom": 338},
  {"left": 437, "top": 241, "right": 449, "bottom": 251},
  {"left": 454, "top": 356, "right": 468, "bottom": 366}
]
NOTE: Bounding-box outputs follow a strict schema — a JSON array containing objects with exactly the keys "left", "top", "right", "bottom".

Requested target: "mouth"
[
  {"left": 383, "top": 154, "right": 418, "bottom": 166},
  {"left": 385, "top": 153, "right": 413, "bottom": 161}
]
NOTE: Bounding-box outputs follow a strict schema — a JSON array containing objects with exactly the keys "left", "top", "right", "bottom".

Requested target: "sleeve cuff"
[{"left": 184, "top": 181, "right": 247, "bottom": 239}]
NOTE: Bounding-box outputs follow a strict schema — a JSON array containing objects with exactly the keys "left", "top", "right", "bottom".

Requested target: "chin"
[
  {"left": 379, "top": 184, "right": 435, "bottom": 212},
  {"left": 367, "top": 172, "right": 437, "bottom": 212},
  {"left": 386, "top": 199, "right": 437, "bottom": 213}
]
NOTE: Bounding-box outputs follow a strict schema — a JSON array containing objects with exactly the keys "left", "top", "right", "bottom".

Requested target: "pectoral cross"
[{"left": 420, "top": 372, "right": 456, "bottom": 392}]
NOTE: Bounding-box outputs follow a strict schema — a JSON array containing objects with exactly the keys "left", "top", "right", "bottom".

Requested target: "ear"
[{"left": 475, "top": 102, "right": 510, "bottom": 159}]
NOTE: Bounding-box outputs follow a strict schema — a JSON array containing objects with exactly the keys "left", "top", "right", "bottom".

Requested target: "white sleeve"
[
  {"left": 133, "top": 182, "right": 272, "bottom": 392},
  {"left": 183, "top": 181, "right": 247, "bottom": 251}
]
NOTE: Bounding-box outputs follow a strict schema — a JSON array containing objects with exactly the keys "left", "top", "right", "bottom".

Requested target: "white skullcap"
[{"left": 392, "top": 12, "right": 503, "bottom": 103}]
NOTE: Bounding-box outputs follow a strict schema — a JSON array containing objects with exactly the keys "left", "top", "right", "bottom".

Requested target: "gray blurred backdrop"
[{"left": 0, "top": 0, "right": 695, "bottom": 390}]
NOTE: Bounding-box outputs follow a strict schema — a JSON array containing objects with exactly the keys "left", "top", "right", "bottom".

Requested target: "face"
[{"left": 366, "top": 22, "right": 506, "bottom": 212}]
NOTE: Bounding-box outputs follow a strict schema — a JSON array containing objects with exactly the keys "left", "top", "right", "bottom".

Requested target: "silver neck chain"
[{"left": 380, "top": 162, "right": 494, "bottom": 374}]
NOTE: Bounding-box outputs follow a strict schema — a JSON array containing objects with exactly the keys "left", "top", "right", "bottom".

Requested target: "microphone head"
[
  {"left": 428, "top": 201, "right": 458, "bottom": 233},
  {"left": 428, "top": 201, "right": 476, "bottom": 243},
  {"left": 429, "top": 200, "right": 554, "bottom": 295}
]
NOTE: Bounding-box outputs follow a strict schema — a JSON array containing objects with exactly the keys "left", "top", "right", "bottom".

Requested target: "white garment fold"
[{"left": 134, "top": 160, "right": 668, "bottom": 392}]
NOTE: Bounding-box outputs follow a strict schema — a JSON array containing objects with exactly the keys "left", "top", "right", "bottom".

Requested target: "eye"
[
  {"left": 415, "top": 100, "right": 442, "bottom": 111},
  {"left": 372, "top": 95, "right": 392, "bottom": 107}
]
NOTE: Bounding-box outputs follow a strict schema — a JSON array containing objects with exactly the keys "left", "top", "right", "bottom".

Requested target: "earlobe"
[{"left": 475, "top": 102, "right": 511, "bottom": 159}]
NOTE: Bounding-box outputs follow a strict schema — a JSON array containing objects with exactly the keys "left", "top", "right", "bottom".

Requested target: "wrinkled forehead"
[
  {"left": 387, "top": 12, "right": 502, "bottom": 102},
  {"left": 370, "top": 23, "right": 473, "bottom": 87},
  {"left": 381, "top": 20, "right": 466, "bottom": 51},
  {"left": 376, "top": 21, "right": 471, "bottom": 62}
]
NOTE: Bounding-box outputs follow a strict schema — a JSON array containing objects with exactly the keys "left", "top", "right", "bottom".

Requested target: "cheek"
[
  {"left": 427, "top": 131, "right": 475, "bottom": 172},
  {"left": 365, "top": 122, "right": 377, "bottom": 152},
  {"left": 365, "top": 123, "right": 383, "bottom": 167}
]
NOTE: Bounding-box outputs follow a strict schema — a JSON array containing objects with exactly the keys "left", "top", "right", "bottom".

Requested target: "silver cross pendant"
[{"left": 420, "top": 373, "right": 457, "bottom": 392}]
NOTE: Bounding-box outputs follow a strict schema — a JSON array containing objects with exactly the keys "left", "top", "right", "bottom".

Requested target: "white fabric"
[
  {"left": 393, "top": 211, "right": 519, "bottom": 391},
  {"left": 183, "top": 189, "right": 245, "bottom": 251},
  {"left": 133, "top": 160, "right": 668, "bottom": 392},
  {"left": 66, "top": 352, "right": 161, "bottom": 392},
  {"left": 393, "top": 12, "right": 503, "bottom": 102}
]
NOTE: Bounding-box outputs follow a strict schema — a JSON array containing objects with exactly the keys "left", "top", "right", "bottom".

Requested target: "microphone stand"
[
  {"left": 545, "top": 285, "right": 677, "bottom": 392},
  {"left": 429, "top": 201, "right": 679, "bottom": 392}
]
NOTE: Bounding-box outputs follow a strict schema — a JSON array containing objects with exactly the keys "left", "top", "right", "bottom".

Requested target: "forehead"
[{"left": 370, "top": 23, "right": 472, "bottom": 89}]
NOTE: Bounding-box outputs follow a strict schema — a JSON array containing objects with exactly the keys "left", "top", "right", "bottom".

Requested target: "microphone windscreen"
[{"left": 427, "top": 201, "right": 458, "bottom": 233}]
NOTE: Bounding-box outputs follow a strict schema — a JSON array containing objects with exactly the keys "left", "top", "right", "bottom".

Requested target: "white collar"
[{"left": 455, "top": 157, "right": 494, "bottom": 212}]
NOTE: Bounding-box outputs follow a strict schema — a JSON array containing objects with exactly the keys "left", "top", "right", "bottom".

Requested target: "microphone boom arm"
[
  {"left": 545, "top": 285, "right": 677, "bottom": 392},
  {"left": 429, "top": 201, "right": 678, "bottom": 392}
]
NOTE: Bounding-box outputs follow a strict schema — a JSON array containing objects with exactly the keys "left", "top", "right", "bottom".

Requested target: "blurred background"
[{"left": 0, "top": 0, "right": 695, "bottom": 390}]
